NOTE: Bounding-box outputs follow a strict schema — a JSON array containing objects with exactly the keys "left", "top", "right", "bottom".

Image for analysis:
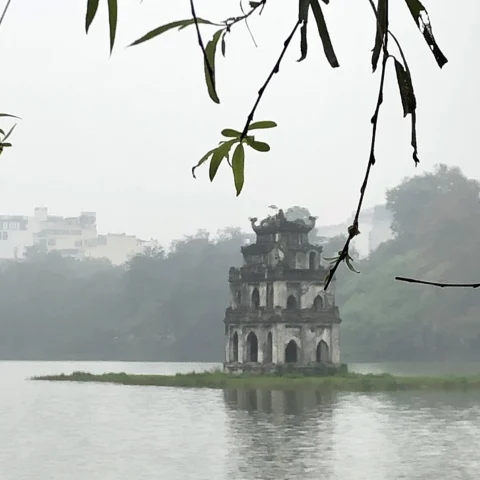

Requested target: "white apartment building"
[{"left": 0, "top": 207, "right": 148, "bottom": 265}]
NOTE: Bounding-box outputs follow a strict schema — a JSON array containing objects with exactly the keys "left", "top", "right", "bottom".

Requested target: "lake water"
[{"left": 1, "top": 361, "right": 480, "bottom": 480}]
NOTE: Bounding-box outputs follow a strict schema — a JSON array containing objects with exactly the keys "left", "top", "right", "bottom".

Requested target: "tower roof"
[{"left": 249, "top": 209, "right": 316, "bottom": 235}]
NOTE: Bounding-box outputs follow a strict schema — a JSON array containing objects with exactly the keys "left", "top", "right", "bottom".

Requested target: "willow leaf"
[
  {"left": 232, "top": 143, "right": 245, "bottom": 196},
  {"left": 310, "top": 0, "right": 339, "bottom": 68},
  {"left": 85, "top": 0, "right": 100, "bottom": 33},
  {"left": 204, "top": 29, "right": 223, "bottom": 104}
]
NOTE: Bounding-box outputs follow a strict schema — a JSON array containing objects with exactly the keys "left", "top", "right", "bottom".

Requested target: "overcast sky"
[{"left": 0, "top": 0, "right": 477, "bottom": 244}]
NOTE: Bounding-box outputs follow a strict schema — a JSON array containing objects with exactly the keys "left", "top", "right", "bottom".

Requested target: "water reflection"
[
  {"left": 224, "top": 388, "right": 337, "bottom": 480},
  {"left": 223, "top": 388, "right": 480, "bottom": 480},
  {"left": 3, "top": 362, "right": 480, "bottom": 480}
]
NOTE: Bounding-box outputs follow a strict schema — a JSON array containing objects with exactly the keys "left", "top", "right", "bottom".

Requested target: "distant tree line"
[{"left": 0, "top": 164, "right": 479, "bottom": 362}]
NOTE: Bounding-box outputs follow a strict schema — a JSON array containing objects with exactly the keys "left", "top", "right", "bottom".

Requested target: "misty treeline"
[{"left": 1, "top": 164, "right": 479, "bottom": 362}]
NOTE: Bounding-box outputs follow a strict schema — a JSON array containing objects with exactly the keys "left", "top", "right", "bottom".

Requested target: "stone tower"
[{"left": 224, "top": 209, "right": 342, "bottom": 373}]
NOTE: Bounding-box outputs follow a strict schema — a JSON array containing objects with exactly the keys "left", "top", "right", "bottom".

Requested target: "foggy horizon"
[{"left": 0, "top": 0, "right": 477, "bottom": 245}]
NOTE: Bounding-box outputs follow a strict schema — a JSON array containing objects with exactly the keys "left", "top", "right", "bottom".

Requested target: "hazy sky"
[{"left": 0, "top": 0, "right": 478, "bottom": 245}]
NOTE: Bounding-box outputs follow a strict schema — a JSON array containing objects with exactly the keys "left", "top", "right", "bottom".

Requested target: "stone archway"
[
  {"left": 286, "top": 295, "right": 297, "bottom": 310},
  {"left": 285, "top": 340, "right": 298, "bottom": 363},
  {"left": 316, "top": 340, "right": 329, "bottom": 363},
  {"left": 313, "top": 295, "right": 323, "bottom": 311},
  {"left": 264, "top": 331, "right": 273, "bottom": 363},
  {"left": 232, "top": 332, "right": 239, "bottom": 362},
  {"left": 246, "top": 331, "right": 258, "bottom": 362}
]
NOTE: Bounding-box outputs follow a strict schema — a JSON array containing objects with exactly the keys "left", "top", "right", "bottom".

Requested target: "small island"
[{"left": 33, "top": 370, "right": 480, "bottom": 392}]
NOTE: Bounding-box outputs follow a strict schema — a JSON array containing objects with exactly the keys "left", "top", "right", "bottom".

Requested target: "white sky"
[{"left": 0, "top": 0, "right": 477, "bottom": 244}]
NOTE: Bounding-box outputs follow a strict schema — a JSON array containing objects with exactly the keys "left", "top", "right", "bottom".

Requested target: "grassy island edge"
[{"left": 31, "top": 370, "right": 480, "bottom": 392}]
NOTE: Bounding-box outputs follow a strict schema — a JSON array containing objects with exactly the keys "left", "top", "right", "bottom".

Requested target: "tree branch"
[
  {"left": 0, "top": 0, "right": 13, "bottom": 29},
  {"left": 395, "top": 277, "right": 480, "bottom": 289},
  {"left": 189, "top": 0, "right": 215, "bottom": 92},
  {"left": 324, "top": 0, "right": 390, "bottom": 290},
  {"left": 240, "top": 19, "right": 301, "bottom": 140}
]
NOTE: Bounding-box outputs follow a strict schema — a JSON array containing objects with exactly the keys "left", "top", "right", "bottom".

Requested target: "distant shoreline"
[{"left": 32, "top": 371, "right": 480, "bottom": 392}]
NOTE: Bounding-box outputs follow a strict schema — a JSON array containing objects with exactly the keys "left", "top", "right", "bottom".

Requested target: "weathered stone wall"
[{"left": 226, "top": 323, "right": 336, "bottom": 366}]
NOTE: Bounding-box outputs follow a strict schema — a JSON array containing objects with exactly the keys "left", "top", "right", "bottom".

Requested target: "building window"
[
  {"left": 265, "top": 332, "right": 273, "bottom": 364},
  {"left": 313, "top": 295, "right": 323, "bottom": 311},
  {"left": 75, "top": 240, "right": 83, "bottom": 247},
  {"left": 285, "top": 340, "right": 298, "bottom": 363},
  {"left": 48, "top": 239, "right": 56, "bottom": 246},
  {"left": 286, "top": 295, "right": 297, "bottom": 310},
  {"left": 309, "top": 251, "right": 316, "bottom": 270},
  {"left": 316, "top": 340, "right": 329, "bottom": 363},
  {"left": 1, "top": 232, "right": 8, "bottom": 240},
  {"left": 246, "top": 331, "right": 258, "bottom": 362}
]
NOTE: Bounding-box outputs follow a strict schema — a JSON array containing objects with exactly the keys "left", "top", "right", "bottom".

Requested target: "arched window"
[
  {"left": 232, "top": 332, "right": 239, "bottom": 362},
  {"left": 264, "top": 332, "right": 273, "bottom": 364},
  {"left": 251, "top": 288, "right": 260, "bottom": 309},
  {"left": 286, "top": 295, "right": 297, "bottom": 310},
  {"left": 313, "top": 295, "right": 323, "bottom": 311},
  {"left": 285, "top": 340, "right": 298, "bottom": 363},
  {"left": 316, "top": 340, "right": 329, "bottom": 363},
  {"left": 309, "top": 251, "right": 316, "bottom": 270},
  {"left": 246, "top": 331, "right": 258, "bottom": 362}
]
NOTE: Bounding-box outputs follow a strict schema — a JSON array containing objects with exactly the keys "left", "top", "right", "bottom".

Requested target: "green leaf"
[
  {"left": 107, "top": 0, "right": 118, "bottom": 54},
  {"left": 0, "top": 113, "right": 20, "bottom": 119},
  {"left": 1, "top": 142, "right": 12, "bottom": 147},
  {"left": 130, "top": 19, "right": 215, "bottom": 47},
  {"left": 249, "top": 1, "right": 261, "bottom": 7},
  {"left": 394, "top": 59, "right": 416, "bottom": 117},
  {"left": 310, "top": 0, "right": 339, "bottom": 68},
  {"left": 209, "top": 140, "right": 236, "bottom": 181},
  {"left": 245, "top": 138, "right": 270, "bottom": 152},
  {"left": 204, "top": 29, "right": 223, "bottom": 104},
  {"left": 393, "top": 58, "right": 419, "bottom": 165},
  {"left": 221, "top": 129, "right": 241, "bottom": 138},
  {"left": 232, "top": 143, "right": 245, "bottom": 196},
  {"left": 371, "top": 0, "right": 387, "bottom": 73},
  {"left": 323, "top": 256, "right": 340, "bottom": 262},
  {"left": 345, "top": 257, "right": 360, "bottom": 273},
  {"left": 192, "top": 148, "right": 216, "bottom": 178},
  {"left": 247, "top": 120, "right": 277, "bottom": 130},
  {"left": 85, "top": 0, "right": 100, "bottom": 34},
  {"left": 404, "top": 0, "right": 448, "bottom": 68}
]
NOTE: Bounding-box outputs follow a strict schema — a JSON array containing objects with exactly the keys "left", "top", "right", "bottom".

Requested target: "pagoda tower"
[{"left": 224, "top": 209, "right": 342, "bottom": 372}]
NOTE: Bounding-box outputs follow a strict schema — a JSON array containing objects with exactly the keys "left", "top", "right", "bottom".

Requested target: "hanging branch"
[
  {"left": 0, "top": 0, "right": 13, "bottom": 27},
  {"left": 240, "top": 20, "right": 301, "bottom": 140},
  {"left": 324, "top": 0, "right": 390, "bottom": 290},
  {"left": 82, "top": 0, "right": 448, "bottom": 281},
  {"left": 189, "top": 0, "right": 215, "bottom": 93}
]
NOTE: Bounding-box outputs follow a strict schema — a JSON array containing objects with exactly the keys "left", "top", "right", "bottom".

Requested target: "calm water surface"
[{"left": 1, "top": 361, "right": 480, "bottom": 480}]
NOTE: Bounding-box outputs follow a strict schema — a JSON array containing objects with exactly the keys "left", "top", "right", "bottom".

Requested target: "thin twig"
[
  {"left": 395, "top": 277, "right": 480, "bottom": 289},
  {"left": 237, "top": 0, "right": 261, "bottom": 47},
  {"left": 324, "top": 0, "right": 390, "bottom": 290},
  {"left": 189, "top": 0, "right": 215, "bottom": 93},
  {"left": 240, "top": 20, "right": 301, "bottom": 140},
  {"left": 0, "top": 0, "right": 13, "bottom": 28},
  {"left": 227, "top": 0, "right": 266, "bottom": 30}
]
